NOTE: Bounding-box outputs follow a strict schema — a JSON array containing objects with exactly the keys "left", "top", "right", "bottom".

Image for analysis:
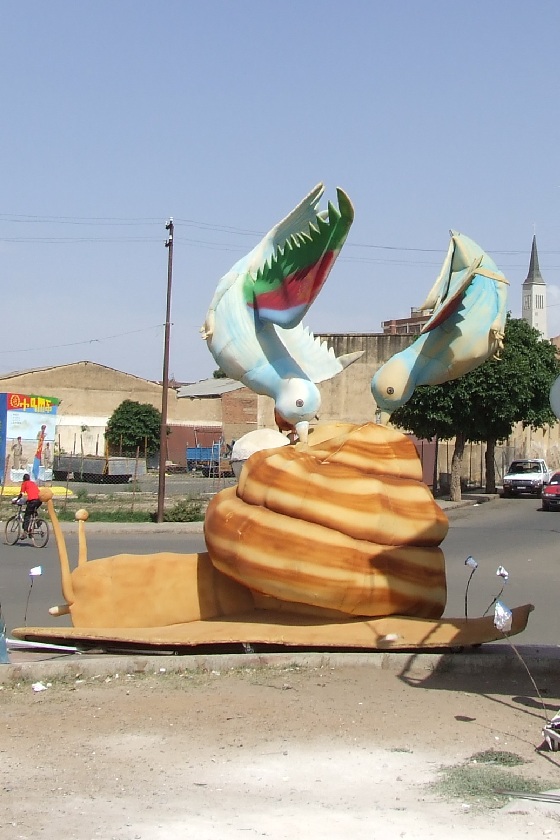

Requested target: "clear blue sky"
[{"left": 2, "top": 1, "right": 559, "bottom": 383}]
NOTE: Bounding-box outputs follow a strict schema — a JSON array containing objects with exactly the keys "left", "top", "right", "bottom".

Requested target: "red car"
[{"left": 542, "top": 472, "right": 560, "bottom": 511}]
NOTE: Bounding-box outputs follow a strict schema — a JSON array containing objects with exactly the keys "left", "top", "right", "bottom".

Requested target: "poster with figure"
[
  {"left": 0, "top": 393, "right": 59, "bottom": 483},
  {"left": 34, "top": 423, "right": 48, "bottom": 479}
]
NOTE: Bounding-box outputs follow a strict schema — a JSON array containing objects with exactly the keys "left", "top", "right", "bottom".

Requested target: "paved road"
[
  {"left": 0, "top": 532, "right": 206, "bottom": 636},
  {"left": 1, "top": 496, "right": 558, "bottom": 645},
  {"left": 442, "top": 495, "right": 560, "bottom": 645}
]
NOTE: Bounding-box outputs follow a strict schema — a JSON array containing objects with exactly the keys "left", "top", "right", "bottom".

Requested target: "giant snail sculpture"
[
  {"left": 12, "top": 423, "right": 532, "bottom": 652},
  {"left": 11, "top": 185, "right": 532, "bottom": 652}
]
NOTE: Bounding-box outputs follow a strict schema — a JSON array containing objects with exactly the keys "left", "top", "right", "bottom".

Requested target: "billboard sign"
[{"left": 0, "top": 393, "right": 59, "bottom": 482}]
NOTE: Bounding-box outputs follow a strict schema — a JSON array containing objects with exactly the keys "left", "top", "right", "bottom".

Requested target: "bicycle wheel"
[
  {"left": 5, "top": 515, "right": 21, "bottom": 545},
  {"left": 32, "top": 519, "right": 49, "bottom": 548}
]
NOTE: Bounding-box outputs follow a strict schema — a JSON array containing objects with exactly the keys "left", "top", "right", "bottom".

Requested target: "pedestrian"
[
  {"left": 42, "top": 442, "right": 53, "bottom": 469},
  {"left": 12, "top": 473, "right": 42, "bottom": 538},
  {"left": 10, "top": 437, "right": 23, "bottom": 470}
]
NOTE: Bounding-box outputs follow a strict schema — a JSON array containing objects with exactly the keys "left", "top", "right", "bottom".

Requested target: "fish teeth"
[
  {"left": 327, "top": 200, "right": 341, "bottom": 223},
  {"left": 316, "top": 214, "right": 331, "bottom": 234}
]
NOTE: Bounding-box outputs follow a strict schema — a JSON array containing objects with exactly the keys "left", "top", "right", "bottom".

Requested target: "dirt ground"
[{"left": 2, "top": 658, "right": 560, "bottom": 840}]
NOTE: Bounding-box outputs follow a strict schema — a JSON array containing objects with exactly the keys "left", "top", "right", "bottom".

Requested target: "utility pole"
[{"left": 156, "top": 218, "right": 174, "bottom": 523}]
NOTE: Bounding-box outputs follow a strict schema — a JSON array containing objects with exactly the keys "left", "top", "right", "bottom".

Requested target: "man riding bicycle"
[{"left": 12, "top": 473, "right": 42, "bottom": 538}]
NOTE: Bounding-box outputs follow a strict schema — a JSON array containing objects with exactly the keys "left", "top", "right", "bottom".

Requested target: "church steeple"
[
  {"left": 524, "top": 235, "right": 545, "bottom": 285},
  {"left": 522, "top": 235, "right": 547, "bottom": 338}
]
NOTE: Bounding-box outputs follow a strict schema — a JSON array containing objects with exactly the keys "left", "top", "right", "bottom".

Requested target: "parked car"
[
  {"left": 541, "top": 471, "right": 560, "bottom": 511},
  {"left": 502, "top": 458, "right": 553, "bottom": 497}
]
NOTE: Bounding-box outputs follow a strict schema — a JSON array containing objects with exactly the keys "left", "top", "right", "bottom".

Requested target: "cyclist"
[{"left": 12, "top": 473, "right": 42, "bottom": 538}]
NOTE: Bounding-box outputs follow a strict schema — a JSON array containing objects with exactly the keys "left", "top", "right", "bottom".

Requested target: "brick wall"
[{"left": 221, "top": 388, "right": 259, "bottom": 444}]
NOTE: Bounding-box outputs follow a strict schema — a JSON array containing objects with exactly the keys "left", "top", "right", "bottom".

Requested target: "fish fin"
[
  {"left": 420, "top": 256, "right": 482, "bottom": 334},
  {"left": 338, "top": 350, "right": 364, "bottom": 369},
  {"left": 277, "top": 324, "right": 358, "bottom": 383},
  {"left": 250, "top": 188, "right": 354, "bottom": 329},
  {"left": 418, "top": 235, "right": 456, "bottom": 312}
]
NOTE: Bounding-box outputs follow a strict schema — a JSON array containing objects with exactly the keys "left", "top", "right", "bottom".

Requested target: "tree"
[
  {"left": 105, "top": 400, "right": 162, "bottom": 457},
  {"left": 213, "top": 368, "right": 227, "bottom": 379},
  {"left": 390, "top": 317, "right": 560, "bottom": 501}
]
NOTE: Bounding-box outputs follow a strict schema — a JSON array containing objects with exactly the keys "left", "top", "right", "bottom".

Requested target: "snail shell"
[{"left": 205, "top": 423, "right": 448, "bottom": 619}]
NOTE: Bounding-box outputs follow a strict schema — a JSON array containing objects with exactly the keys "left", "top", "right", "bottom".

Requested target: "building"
[
  {"left": 176, "top": 377, "right": 257, "bottom": 450},
  {"left": 382, "top": 308, "right": 431, "bottom": 335},
  {"left": 522, "top": 235, "right": 548, "bottom": 339},
  {"left": 0, "top": 362, "right": 223, "bottom": 466}
]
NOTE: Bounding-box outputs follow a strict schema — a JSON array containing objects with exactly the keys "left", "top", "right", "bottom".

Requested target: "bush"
[
  {"left": 150, "top": 497, "right": 205, "bottom": 523},
  {"left": 55, "top": 509, "right": 152, "bottom": 522}
]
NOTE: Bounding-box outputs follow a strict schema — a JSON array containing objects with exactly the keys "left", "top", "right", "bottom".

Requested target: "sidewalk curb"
[
  {"left": 0, "top": 494, "right": 495, "bottom": 535},
  {"left": 437, "top": 493, "right": 499, "bottom": 512},
  {"left": 2, "top": 644, "right": 560, "bottom": 685},
  {"left": 39, "top": 520, "right": 206, "bottom": 534}
]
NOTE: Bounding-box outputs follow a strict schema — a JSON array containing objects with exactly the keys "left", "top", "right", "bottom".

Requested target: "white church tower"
[{"left": 522, "top": 235, "right": 548, "bottom": 339}]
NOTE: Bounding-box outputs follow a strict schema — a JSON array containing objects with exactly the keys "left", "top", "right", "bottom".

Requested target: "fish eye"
[
  {"left": 296, "top": 399, "right": 304, "bottom": 407},
  {"left": 386, "top": 387, "right": 394, "bottom": 395}
]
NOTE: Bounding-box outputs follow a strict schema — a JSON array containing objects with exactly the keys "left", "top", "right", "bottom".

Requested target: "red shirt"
[{"left": 21, "top": 479, "right": 40, "bottom": 501}]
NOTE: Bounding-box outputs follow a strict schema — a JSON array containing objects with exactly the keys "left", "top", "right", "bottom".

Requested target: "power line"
[
  {"left": 2, "top": 213, "right": 560, "bottom": 281},
  {"left": 0, "top": 236, "right": 163, "bottom": 243},
  {"left": 1, "top": 211, "right": 556, "bottom": 255},
  {"left": 0, "top": 324, "right": 164, "bottom": 355},
  {"left": 0, "top": 212, "right": 262, "bottom": 237},
  {"left": 0, "top": 233, "right": 556, "bottom": 268},
  {"left": 0, "top": 213, "right": 163, "bottom": 224}
]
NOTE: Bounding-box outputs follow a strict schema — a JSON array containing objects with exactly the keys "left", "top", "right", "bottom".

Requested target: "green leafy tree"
[
  {"left": 105, "top": 400, "right": 162, "bottom": 456},
  {"left": 391, "top": 317, "right": 560, "bottom": 501},
  {"left": 213, "top": 368, "right": 227, "bottom": 379}
]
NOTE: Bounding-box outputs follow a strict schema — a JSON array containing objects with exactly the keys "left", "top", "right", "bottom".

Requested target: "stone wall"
[
  {"left": 316, "top": 333, "right": 414, "bottom": 424},
  {"left": 440, "top": 426, "right": 560, "bottom": 491}
]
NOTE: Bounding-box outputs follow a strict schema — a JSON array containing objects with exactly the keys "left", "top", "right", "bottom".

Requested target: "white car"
[{"left": 502, "top": 459, "right": 552, "bottom": 497}]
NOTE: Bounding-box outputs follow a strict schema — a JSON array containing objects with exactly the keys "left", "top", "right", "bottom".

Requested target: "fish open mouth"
[{"left": 247, "top": 186, "right": 354, "bottom": 329}]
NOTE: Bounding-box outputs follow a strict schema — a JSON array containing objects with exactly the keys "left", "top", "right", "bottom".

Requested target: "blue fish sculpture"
[
  {"left": 371, "top": 231, "right": 509, "bottom": 423},
  {"left": 202, "top": 184, "right": 362, "bottom": 441}
]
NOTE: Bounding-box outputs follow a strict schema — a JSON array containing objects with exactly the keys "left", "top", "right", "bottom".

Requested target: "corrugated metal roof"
[{"left": 176, "top": 377, "right": 246, "bottom": 398}]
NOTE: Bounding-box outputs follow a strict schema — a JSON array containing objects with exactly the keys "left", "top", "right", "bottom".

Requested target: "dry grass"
[{"left": 430, "top": 750, "right": 544, "bottom": 808}]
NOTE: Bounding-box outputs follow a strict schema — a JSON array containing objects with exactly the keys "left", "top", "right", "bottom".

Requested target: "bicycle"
[{"left": 4, "top": 500, "right": 49, "bottom": 548}]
